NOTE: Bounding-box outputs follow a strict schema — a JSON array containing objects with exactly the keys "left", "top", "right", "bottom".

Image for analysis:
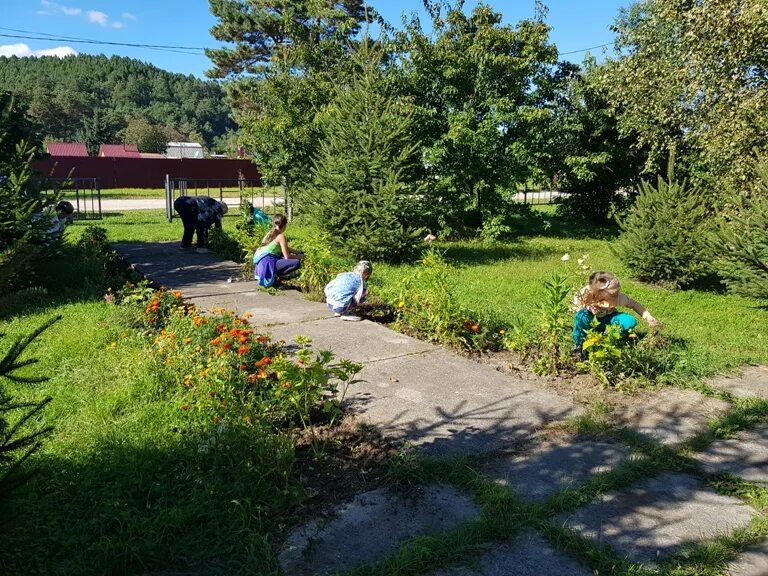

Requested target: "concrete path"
[{"left": 113, "top": 241, "right": 768, "bottom": 576}]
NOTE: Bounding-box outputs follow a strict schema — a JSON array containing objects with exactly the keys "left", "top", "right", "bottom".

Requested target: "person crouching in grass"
[
  {"left": 572, "top": 271, "right": 659, "bottom": 358},
  {"left": 324, "top": 260, "right": 372, "bottom": 321}
]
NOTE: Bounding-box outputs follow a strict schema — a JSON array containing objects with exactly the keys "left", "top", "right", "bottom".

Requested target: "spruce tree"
[
  {"left": 304, "top": 45, "right": 423, "bottom": 262},
  {"left": 613, "top": 158, "right": 714, "bottom": 288},
  {"left": 714, "top": 158, "right": 768, "bottom": 303}
]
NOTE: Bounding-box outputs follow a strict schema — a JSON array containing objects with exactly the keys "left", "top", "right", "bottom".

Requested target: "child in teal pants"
[{"left": 572, "top": 271, "right": 659, "bottom": 355}]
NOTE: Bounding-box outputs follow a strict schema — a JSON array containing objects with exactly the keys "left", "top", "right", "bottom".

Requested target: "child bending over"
[
  {"left": 572, "top": 271, "right": 659, "bottom": 357},
  {"left": 324, "top": 261, "right": 372, "bottom": 321}
]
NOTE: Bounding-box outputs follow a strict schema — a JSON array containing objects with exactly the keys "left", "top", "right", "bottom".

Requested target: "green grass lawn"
[
  {"left": 84, "top": 207, "right": 768, "bottom": 378},
  {"left": 3, "top": 207, "right": 766, "bottom": 575}
]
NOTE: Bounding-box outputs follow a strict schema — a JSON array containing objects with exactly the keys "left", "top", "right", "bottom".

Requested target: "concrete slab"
[
  {"left": 188, "top": 289, "right": 336, "bottom": 327},
  {"left": 265, "top": 318, "right": 437, "bottom": 362},
  {"left": 278, "top": 484, "right": 479, "bottom": 576},
  {"left": 428, "top": 532, "right": 590, "bottom": 576},
  {"left": 727, "top": 540, "right": 768, "bottom": 576},
  {"left": 613, "top": 388, "right": 731, "bottom": 445},
  {"left": 113, "top": 242, "right": 252, "bottom": 297},
  {"left": 482, "top": 440, "right": 631, "bottom": 501},
  {"left": 347, "top": 349, "right": 579, "bottom": 456},
  {"left": 559, "top": 472, "right": 754, "bottom": 563},
  {"left": 709, "top": 365, "right": 768, "bottom": 399},
  {"left": 694, "top": 425, "right": 768, "bottom": 484}
]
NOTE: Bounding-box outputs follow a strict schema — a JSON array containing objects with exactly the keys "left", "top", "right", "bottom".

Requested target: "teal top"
[{"left": 253, "top": 240, "right": 281, "bottom": 263}]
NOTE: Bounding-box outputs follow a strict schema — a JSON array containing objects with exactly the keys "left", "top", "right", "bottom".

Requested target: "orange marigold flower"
[
  {"left": 257, "top": 370, "right": 268, "bottom": 379},
  {"left": 261, "top": 357, "right": 272, "bottom": 365},
  {"left": 237, "top": 345, "right": 249, "bottom": 356},
  {"left": 247, "top": 373, "right": 259, "bottom": 384},
  {"left": 471, "top": 324, "right": 479, "bottom": 333},
  {"left": 180, "top": 404, "right": 189, "bottom": 411},
  {"left": 239, "top": 363, "right": 247, "bottom": 371},
  {"left": 216, "top": 323, "right": 227, "bottom": 333},
  {"left": 210, "top": 337, "right": 221, "bottom": 346},
  {"left": 257, "top": 335, "right": 269, "bottom": 343},
  {"left": 193, "top": 316, "right": 205, "bottom": 326},
  {"left": 222, "top": 342, "right": 232, "bottom": 350},
  {"left": 281, "top": 382, "right": 291, "bottom": 388},
  {"left": 172, "top": 290, "right": 183, "bottom": 299}
]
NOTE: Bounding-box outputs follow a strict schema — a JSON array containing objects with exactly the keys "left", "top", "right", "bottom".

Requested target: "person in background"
[
  {"left": 173, "top": 195, "right": 228, "bottom": 252},
  {"left": 253, "top": 213, "right": 303, "bottom": 287},
  {"left": 572, "top": 271, "right": 659, "bottom": 358},
  {"left": 45, "top": 200, "right": 74, "bottom": 241},
  {"left": 324, "top": 260, "right": 372, "bottom": 321}
]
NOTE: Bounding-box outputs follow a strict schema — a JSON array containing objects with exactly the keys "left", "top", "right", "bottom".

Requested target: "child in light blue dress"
[{"left": 324, "top": 261, "right": 372, "bottom": 321}]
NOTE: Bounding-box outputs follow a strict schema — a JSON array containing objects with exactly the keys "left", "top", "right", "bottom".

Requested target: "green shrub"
[
  {"left": 387, "top": 248, "right": 507, "bottom": 351},
  {"left": 713, "top": 158, "right": 768, "bottom": 303},
  {"left": 578, "top": 322, "right": 681, "bottom": 391},
  {"left": 613, "top": 163, "right": 714, "bottom": 288},
  {"left": 504, "top": 272, "right": 573, "bottom": 375},
  {"left": 293, "top": 233, "right": 352, "bottom": 300}
]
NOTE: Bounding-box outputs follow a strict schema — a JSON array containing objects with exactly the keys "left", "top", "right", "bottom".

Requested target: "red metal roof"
[
  {"left": 47, "top": 142, "right": 89, "bottom": 157},
  {"left": 98, "top": 144, "right": 141, "bottom": 158}
]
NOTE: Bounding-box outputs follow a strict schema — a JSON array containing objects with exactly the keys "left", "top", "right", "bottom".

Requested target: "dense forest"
[{"left": 0, "top": 54, "right": 235, "bottom": 153}]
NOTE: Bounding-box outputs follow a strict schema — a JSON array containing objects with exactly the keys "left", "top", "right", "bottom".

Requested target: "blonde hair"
[
  {"left": 260, "top": 213, "right": 287, "bottom": 246},
  {"left": 582, "top": 271, "right": 621, "bottom": 306}
]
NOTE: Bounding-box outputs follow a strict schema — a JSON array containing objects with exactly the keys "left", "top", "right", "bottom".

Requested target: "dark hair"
[
  {"left": 56, "top": 200, "right": 74, "bottom": 215},
  {"left": 260, "top": 213, "right": 287, "bottom": 246}
]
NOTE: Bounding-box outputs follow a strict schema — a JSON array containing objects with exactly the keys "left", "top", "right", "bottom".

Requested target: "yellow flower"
[
  {"left": 397, "top": 301, "right": 405, "bottom": 309},
  {"left": 108, "top": 341, "right": 117, "bottom": 349},
  {"left": 498, "top": 329, "right": 506, "bottom": 335}
]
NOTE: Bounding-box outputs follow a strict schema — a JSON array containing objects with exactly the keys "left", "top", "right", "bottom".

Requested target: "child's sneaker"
[{"left": 340, "top": 315, "right": 362, "bottom": 322}]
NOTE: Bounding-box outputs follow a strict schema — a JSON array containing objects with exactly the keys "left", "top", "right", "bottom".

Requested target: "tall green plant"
[
  {"left": 304, "top": 44, "right": 424, "bottom": 262},
  {"left": 613, "top": 160, "right": 713, "bottom": 288},
  {"left": 0, "top": 316, "right": 58, "bottom": 495},
  {"left": 714, "top": 158, "right": 768, "bottom": 303}
]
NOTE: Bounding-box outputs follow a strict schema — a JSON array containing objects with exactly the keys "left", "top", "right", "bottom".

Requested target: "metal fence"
[
  {"left": 512, "top": 188, "right": 569, "bottom": 205},
  {"left": 39, "top": 177, "right": 103, "bottom": 219},
  {"left": 164, "top": 176, "right": 286, "bottom": 222}
]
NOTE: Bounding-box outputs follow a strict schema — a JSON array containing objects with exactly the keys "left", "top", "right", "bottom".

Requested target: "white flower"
[
  {"left": 561, "top": 253, "right": 570, "bottom": 261},
  {"left": 577, "top": 258, "right": 585, "bottom": 266},
  {"left": 581, "top": 264, "right": 590, "bottom": 270}
]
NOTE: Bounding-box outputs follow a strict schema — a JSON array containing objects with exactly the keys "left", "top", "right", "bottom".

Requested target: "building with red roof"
[
  {"left": 46, "top": 142, "right": 89, "bottom": 157},
  {"left": 98, "top": 144, "right": 141, "bottom": 158}
]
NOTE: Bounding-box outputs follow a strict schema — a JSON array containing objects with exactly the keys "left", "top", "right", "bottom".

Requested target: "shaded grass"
[{"left": 0, "top": 302, "right": 300, "bottom": 575}]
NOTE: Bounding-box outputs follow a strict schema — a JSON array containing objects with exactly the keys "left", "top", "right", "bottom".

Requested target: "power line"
[
  {"left": 0, "top": 25, "right": 615, "bottom": 59},
  {"left": 559, "top": 42, "right": 613, "bottom": 55},
  {"left": 0, "top": 28, "right": 206, "bottom": 56}
]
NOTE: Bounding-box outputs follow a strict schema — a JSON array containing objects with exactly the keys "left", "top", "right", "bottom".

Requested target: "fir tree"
[
  {"left": 714, "top": 158, "right": 768, "bottom": 303},
  {"left": 613, "top": 158, "right": 714, "bottom": 288},
  {"left": 0, "top": 316, "right": 57, "bottom": 496},
  {"left": 304, "top": 45, "right": 423, "bottom": 262}
]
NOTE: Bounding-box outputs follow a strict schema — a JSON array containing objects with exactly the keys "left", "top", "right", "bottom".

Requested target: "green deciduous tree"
[
  {"left": 598, "top": 0, "right": 768, "bottom": 194},
  {"left": 122, "top": 118, "right": 168, "bottom": 153},
  {"left": 396, "top": 1, "right": 558, "bottom": 234}
]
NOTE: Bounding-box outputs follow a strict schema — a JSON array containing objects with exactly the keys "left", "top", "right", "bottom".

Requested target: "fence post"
[{"left": 165, "top": 174, "right": 173, "bottom": 222}]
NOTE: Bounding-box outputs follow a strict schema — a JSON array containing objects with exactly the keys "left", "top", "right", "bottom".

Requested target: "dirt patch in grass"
[{"left": 289, "top": 415, "right": 402, "bottom": 519}]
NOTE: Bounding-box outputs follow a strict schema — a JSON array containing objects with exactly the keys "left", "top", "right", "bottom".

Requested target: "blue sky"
[{"left": 0, "top": 1, "right": 630, "bottom": 78}]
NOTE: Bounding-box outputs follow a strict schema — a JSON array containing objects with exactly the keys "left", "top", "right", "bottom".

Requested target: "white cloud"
[
  {"left": 87, "top": 10, "right": 108, "bottom": 25},
  {"left": 121, "top": 12, "right": 136, "bottom": 20},
  {"left": 38, "top": 1, "right": 81, "bottom": 17},
  {"left": 0, "top": 43, "right": 77, "bottom": 58}
]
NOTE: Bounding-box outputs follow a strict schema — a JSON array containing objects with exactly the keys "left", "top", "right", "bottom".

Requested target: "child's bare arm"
[{"left": 620, "top": 294, "right": 659, "bottom": 326}]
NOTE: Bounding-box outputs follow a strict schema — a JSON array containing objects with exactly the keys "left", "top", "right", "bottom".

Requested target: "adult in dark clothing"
[{"left": 173, "top": 195, "right": 228, "bottom": 249}]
